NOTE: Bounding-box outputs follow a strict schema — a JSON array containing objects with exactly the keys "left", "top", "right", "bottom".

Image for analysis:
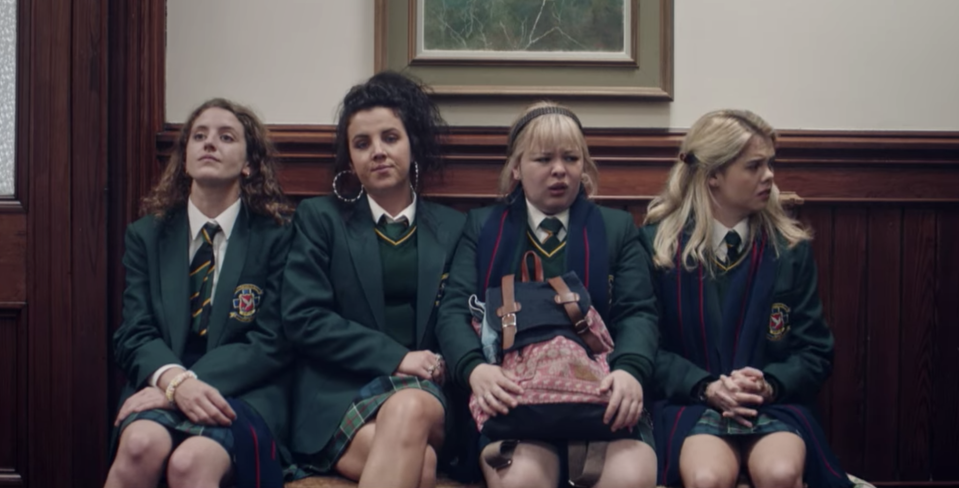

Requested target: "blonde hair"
[
  {"left": 498, "top": 101, "right": 600, "bottom": 198},
  {"left": 644, "top": 109, "right": 810, "bottom": 270}
]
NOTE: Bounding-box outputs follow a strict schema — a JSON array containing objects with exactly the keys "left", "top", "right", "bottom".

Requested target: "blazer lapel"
[
  {"left": 414, "top": 204, "right": 447, "bottom": 347},
  {"left": 206, "top": 207, "right": 249, "bottom": 348},
  {"left": 159, "top": 210, "right": 191, "bottom": 357},
  {"left": 346, "top": 196, "right": 387, "bottom": 331}
]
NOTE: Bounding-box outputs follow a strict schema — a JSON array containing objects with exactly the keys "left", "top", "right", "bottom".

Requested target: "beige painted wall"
[{"left": 167, "top": 0, "right": 959, "bottom": 130}]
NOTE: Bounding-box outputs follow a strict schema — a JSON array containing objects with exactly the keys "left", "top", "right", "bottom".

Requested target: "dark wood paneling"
[
  {"left": 156, "top": 126, "right": 959, "bottom": 203},
  {"left": 864, "top": 207, "right": 903, "bottom": 480},
  {"left": 0, "top": 309, "right": 23, "bottom": 487},
  {"left": 898, "top": 210, "right": 937, "bottom": 480},
  {"left": 21, "top": 0, "right": 110, "bottom": 486},
  {"left": 932, "top": 208, "right": 959, "bottom": 480},
  {"left": 829, "top": 208, "right": 869, "bottom": 475},
  {"left": 106, "top": 0, "right": 166, "bottom": 416},
  {"left": 0, "top": 215, "right": 25, "bottom": 303},
  {"left": 797, "top": 206, "right": 835, "bottom": 441},
  {"left": 71, "top": 0, "right": 110, "bottom": 486}
]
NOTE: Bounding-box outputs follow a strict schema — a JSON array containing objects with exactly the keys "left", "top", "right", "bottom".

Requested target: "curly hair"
[
  {"left": 333, "top": 71, "right": 448, "bottom": 195},
  {"left": 141, "top": 98, "right": 293, "bottom": 224}
]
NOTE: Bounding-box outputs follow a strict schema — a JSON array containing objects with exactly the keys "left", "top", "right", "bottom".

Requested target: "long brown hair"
[{"left": 141, "top": 98, "right": 293, "bottom": 223}]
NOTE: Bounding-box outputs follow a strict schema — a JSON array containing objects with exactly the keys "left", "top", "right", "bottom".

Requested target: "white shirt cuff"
[{"left": 149, "top": 364, "right": 184, "bottom": 388}]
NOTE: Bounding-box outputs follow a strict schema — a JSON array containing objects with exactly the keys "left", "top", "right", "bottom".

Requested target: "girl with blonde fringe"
[
  {"left": 644, "top": 110, "right": 852, "bottom": 488},
  {"left": 437, "top": 101, "right": 659, "bottom": 488}
]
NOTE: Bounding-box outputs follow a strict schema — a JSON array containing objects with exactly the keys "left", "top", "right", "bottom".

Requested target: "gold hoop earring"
[{"left": 332, "top": 170, "right": 364, "bottom": 203}]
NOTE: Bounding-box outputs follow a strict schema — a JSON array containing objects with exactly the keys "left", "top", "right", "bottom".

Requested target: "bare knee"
[
  {"left": 166, "top": 438, "right": 230, "bottom": 488},
  {"left": 377, "top": 390, "right": 444, "bottom": 434},
  {"left": 115, "top": 422, "right": 171, "bottom": 468},
  {"left": 685, "top": 468, "right": 736, "bottom": 488},
  {"left": 595, "top": 440, "right": 656, "bottom": 488},
  {"left": 750, "top": 459, "right": 803, "bottom": 488}
]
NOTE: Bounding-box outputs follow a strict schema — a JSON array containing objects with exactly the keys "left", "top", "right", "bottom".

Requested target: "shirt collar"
[
  {"left": 525, "top": 199, "right": 570, "bottom": 233},
  {"left": 188, "top": 197, "right": 242, "bottom": 242},
  {"left": 368, "top": 193, "right": 417, "bottom": 225},
  {"left": 711, "top": 217, "right": 750, "bottom": 253}
]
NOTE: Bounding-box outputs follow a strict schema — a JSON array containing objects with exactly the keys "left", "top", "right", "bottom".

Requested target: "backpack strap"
[
  {"left": 548, "top": 276, "right": 606, "bottom": 354},
  {"left": 496, "top": 274, "right": 520, "bottom": 350},
  {"left": 568, "top": 440, "right": 608, "bottom": 488},
  {"left": 483, "top": 439, "right": 520, "bottom": 470}
]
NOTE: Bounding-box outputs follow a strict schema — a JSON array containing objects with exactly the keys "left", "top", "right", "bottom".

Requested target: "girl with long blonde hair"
[{"left": 644, "top": 110, "right": 851, "bottom": 488}]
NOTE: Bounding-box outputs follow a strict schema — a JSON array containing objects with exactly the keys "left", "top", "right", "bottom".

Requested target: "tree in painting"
[{"left": 423, "top": 0, "right": 625, "bottom": 52}]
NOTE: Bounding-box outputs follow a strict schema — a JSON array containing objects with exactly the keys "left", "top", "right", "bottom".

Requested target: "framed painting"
[{"left": 374, "top": 0, "right": 673, "bottom": 99}]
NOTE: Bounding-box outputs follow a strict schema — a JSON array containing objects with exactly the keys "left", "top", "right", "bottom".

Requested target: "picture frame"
[{"left": 374, "top": 0, "right": 674, "bottom": 99}]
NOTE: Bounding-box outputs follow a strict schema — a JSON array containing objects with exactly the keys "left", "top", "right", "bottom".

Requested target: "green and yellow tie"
[
  {"left": 539, "top": 217, "right": 564, "bottom": 250},
  {"left": 724, "top": 230, "right": 742, "bottom": 264},
  {"left": 375, "top": 215, "right": 410, "bottom": 244},
  {"left": 190, "top": 222, "right": 220, "bottom": 336}
]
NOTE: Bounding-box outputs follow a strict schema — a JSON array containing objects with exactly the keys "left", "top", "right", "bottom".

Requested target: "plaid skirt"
[
  {"left": 301, "top": 375, "right": 447, "bottom": 475},
  {"left": 687, "top": 408, "right": 796, "bottom": 437},
  {"left": 119, "top": 408, "right": 235, "bottom": 454}
]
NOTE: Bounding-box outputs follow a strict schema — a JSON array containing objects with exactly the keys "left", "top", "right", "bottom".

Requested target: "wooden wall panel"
[
  {"left": 829, "top": 208, "right": 869, "bottom": 475},
  {"left": 0, "top": 310, "right": 23, "bottom": 487},
  {"left": 797, "top": 206, "right": 835, "bottom": 440},
  {"left": 898, "top": 209, "right": 937, "bottom": 481},
  {"left": 863, "top": 207, "right": 902, "bottom": 480},
  {"left": 932, "top": 208, "right": 959, "bottom": 480},
  {"left": 0, "top": 214, "right": 26, "bottom": 303}
]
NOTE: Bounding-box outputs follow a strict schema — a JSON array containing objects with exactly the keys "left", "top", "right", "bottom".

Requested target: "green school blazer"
[
  {"left": 641, "top": 223, "right": 835, "bottom": 405},
  {"left": 282, "top": 195, "right": 466, "bottom": 456},
  {"left": 435, "top": 203, "right": 660, "bottom": 390},
  {"left": 112, "top": 205, "right": 294, "bottom": 449}
]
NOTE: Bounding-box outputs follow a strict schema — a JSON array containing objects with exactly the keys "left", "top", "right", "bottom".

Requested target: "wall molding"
[{"left": 157, "top": 125, "right": 959, "bottom": 203}]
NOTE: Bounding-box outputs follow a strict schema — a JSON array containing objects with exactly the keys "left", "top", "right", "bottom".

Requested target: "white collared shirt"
[
  {"left": 369, "top": 193, "right": 417, "bottom": 225},
  {"left": 149, "top": 197, "right": 241, "bottom": 388},
  {"left": 526, "top": 199, "right": 570, "bottom": 243},
  {"left": 187, "top": 197, "right": 242, "bottom": 300},
  {"left": 711, "top": 218, "right": 749, "bottom": 262}
]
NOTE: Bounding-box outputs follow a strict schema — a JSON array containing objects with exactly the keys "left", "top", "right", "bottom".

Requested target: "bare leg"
[
  {"left": 104, "top": 420, "right": 173, "bottom": 488},
  {"left": 165, "top": 436, "right": 232, "bottom": 488},
  {"left": 335, "top": 389, "right": 445, "bottom": 488},
  {"left": 480, "top": 441, "right": 560, "bottom": 488},
  {"left": 744, "top": 432, "right": 805, "bottom": 488},
  {"left": 594, "top": 439, "right": 657, "bottom": 488},
  {"left": 679, "top": 434, "right": 741, "bottom": 488}
]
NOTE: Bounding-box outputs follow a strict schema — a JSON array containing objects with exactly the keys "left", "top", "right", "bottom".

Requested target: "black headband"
[{"left": 507, "top": 106, "right": 584, "bottom": 150}]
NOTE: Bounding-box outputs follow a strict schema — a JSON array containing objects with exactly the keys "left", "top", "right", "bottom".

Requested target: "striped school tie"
[
  {"left": 539, "top": 217, "right": 564, "bottom": 250},
  {"left": 190, "top": 222, "right": 221, "bottom": 336},
  {"left": 724, "top": 230, "right": 742, "bottom": 264}
]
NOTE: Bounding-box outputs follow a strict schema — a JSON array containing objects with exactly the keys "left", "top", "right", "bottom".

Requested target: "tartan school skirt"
[
  {"left": 119, "top": 408, "right": 235, "bottom": 453},
  {"left": 687, "top": 408, "right": 797, "bottom": 437},
  {"left": 301, "top": 375, "right": 447, "bottom": 475}
]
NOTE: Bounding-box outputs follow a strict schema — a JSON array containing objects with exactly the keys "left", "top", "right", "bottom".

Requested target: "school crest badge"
[
  {"left": 768, "top": 302, "right": 791, "bottom": 341},
  {"left": 230, "top": 284, "right": 263, "bottom": 322}
]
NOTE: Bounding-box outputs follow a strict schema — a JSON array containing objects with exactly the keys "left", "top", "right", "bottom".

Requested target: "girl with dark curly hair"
[
  {"left": 108, "top": 99, "right": 294, "bottom": 488},
  {"left": 282, "top": 72, "right": 466, "bottom": 488}
]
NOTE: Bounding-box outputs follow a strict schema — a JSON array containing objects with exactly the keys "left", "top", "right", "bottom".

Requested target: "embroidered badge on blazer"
[
  {"left": 230, "top": 284, "right": 263, "bottom": 322},
  {"left": 434, "top": 273, "right": 450, "bottom": 307},
  {"left": 768, "top": 302, "right": 791, "bottom": 341}
]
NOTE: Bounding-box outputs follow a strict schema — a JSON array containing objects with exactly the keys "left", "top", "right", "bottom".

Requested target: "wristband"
[{"left": 165, "top": 370, "right": 197, "bottom": 404}]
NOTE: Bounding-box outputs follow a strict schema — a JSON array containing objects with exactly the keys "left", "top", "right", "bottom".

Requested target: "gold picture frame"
[{"left": 374, "top": 0, "right": 674, "bottom": 99}]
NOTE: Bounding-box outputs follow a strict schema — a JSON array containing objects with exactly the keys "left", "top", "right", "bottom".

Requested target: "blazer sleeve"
[
  {"left": 282, "top": 201, "right": 408, "bottom": 377},
  {"left": 762, "top": 241, "right": 834, "bottom": 403},
  {"left": 113, "top": 224, "right": 182, "bottom": 389},
  {"left": 191, "top": 222, "right": 294, "bottom": 397},
  {"left": 435, "top": 209, "right": 487, "bottom": 389},
  {"left": 605, "top": 215, "right": 660, "bottom": 387}
]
